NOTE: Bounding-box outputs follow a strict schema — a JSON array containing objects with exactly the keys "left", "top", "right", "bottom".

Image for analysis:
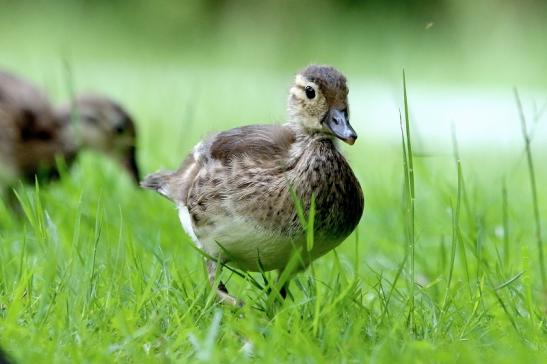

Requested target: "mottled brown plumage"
[
  {"left": 0, "top": 71, "right": 65, "bottom": 186},
  {"left": 142, "top": 65, "right": 364, "bottom": 305},
  {"left": 0, "top": 71, "right": 140, "bottom": 197},
  {"left": 55, "top": 94, "right": 140, "bottom": 183}
]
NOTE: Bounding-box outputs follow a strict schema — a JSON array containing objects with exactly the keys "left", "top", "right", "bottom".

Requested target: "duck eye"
[
  {"left": 114, "top": 124, "right": 125, "bottom": 135},
  {"left": 305, "top": 86, "right": 315, "bottom": 100}
]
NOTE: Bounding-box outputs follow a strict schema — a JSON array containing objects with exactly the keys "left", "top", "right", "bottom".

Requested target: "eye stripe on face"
[{"left": 290, "top": 86, "right": 306, "bottom": 99}]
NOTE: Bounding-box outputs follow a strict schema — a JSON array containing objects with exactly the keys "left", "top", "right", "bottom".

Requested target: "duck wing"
[
  {"left": 142, "top": 124, "right": 302, "bottom": 270},
  {"left": 141, "top": 124, "right": 296, "bottom": 204},
  {"left": 208, "top": 124, "right": 295, "bottom": 163}
]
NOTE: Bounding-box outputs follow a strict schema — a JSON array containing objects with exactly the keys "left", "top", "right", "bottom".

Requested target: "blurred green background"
[
  {"left": 1, "top": 1, "right": 547, "bottom": 363},
  {"left": 1, "top": 0, "right": 546, "bottom": 84},
  {"left": 1, "top": 0, "right": 546, "bottom": 155}
]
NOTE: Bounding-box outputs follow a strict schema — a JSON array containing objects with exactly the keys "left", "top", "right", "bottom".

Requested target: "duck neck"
[{"left": 286, "top": 121, "right": 338, "bottom": 147}]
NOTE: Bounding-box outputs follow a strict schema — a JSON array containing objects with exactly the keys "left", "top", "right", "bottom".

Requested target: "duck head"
[
  {"left": 56, "top": 94, "right": 141, "bottom": 183},
  {"left": 287, "top": 65, "right": 357, "bottom": 145}
]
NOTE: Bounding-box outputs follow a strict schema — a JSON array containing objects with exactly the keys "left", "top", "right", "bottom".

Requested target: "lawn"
[{"left": 1, "top": 1, "right": 547, "bottom": 363}]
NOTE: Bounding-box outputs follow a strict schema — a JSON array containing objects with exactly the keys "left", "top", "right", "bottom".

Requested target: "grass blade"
[
  {"left": 514, "top": 88, "right": 545, "bottom": 290},
  {"left": 402, "top": 70, "right": 416, "bottom": 333}
]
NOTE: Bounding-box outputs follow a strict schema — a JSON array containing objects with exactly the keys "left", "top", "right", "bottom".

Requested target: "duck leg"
[
  {"left": 206, "top": 260, "right": 241, "bottom": 306},
  {"left": 279, "top": 283, "right": 289, "bottom": 300},
  {"left": 278, "top": 274, "right": 293, "bottom": 300},
  {"left": 268, "top": 270, "right": 292, "bottom": 300}
]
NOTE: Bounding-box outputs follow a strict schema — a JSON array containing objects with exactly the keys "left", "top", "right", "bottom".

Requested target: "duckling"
[
  {"left": 142, "top": 65, "right": 364, "bottom": 305},
  {"left": 0, "top": 71, "right": 140, "bottom": 198},
  {"left": 54, "top": 94, "right": 140, "bottom": 183}
]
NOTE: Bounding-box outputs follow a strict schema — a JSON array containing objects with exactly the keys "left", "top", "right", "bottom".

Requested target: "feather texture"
[
  {"left": 142, "top": 65, "right": 364, "bottom": 280},
  {"left": 142, "top": 123, "right": 364, "bottom": 271}
]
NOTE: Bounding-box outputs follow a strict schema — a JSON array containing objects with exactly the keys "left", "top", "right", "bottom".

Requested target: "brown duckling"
[
  {"left": 55, "top": 94, "right": 140, "bottom": 183},
  {"left": 0, "top": 71, "right": 140, "bottom": 197},
  {"left": 142, "top": 65, "right": 364, "bottom": 305}
]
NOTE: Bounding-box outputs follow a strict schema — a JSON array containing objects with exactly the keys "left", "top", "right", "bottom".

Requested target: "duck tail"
[{"left": 140, "top": 170, "right": 174, "bottom": 198}]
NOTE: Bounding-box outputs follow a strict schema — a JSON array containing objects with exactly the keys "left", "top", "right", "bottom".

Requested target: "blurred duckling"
[
  {"left": 0, "top": 71, "right": 140, "bottom": 198},
  {"left": 142, "top": 65, "right": 364, "bottom": 305},
  {"left": 55, "top": 94, "right": 140, "bottom": 182}
]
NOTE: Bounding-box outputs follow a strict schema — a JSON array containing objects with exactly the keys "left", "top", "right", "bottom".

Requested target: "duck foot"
[
  {"left": 207, "top": 260, "right": 242, "bottom": 307},
  {"left": 218, "top": 281, "right": 229, "bottom": 294}
]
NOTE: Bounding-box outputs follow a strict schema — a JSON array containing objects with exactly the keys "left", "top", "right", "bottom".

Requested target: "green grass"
[
  {"left": 0, "top": 64, "right": 546, "bottom": 363},
  {"left": 1, "top": 2, "right": 547, "bottom": 361}
]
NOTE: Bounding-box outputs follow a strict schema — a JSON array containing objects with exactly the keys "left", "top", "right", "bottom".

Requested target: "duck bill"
[
  {"left": 326, "top": 108, "right": 357, "bottom": 145},
  {"left": 122, "top": 145, "right": 141, "bottom": 184}
]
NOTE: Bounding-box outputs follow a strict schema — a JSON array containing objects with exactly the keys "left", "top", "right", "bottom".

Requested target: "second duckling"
[{"left": 0, "top": 71, "right": 140, "bottom": 197}]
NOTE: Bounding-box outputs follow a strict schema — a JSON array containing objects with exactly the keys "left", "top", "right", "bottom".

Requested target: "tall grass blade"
[
  {"left": 514, "top": 88, "right": 545, "bottom": 290},
  {"left": 451, "top": 127, "right": 472, "bottom": 297},
  {"left": 400, "top": 70, "right": 416, "bottom": 333},
  {"left": 501, "top": 179, "right": 510, "bottom": 266},
  {"left": 306, "top": 193, "right": 316, "bottom": 252},
  {"left": 439, "top": 156, "right": 461, "bottom": 332}
]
